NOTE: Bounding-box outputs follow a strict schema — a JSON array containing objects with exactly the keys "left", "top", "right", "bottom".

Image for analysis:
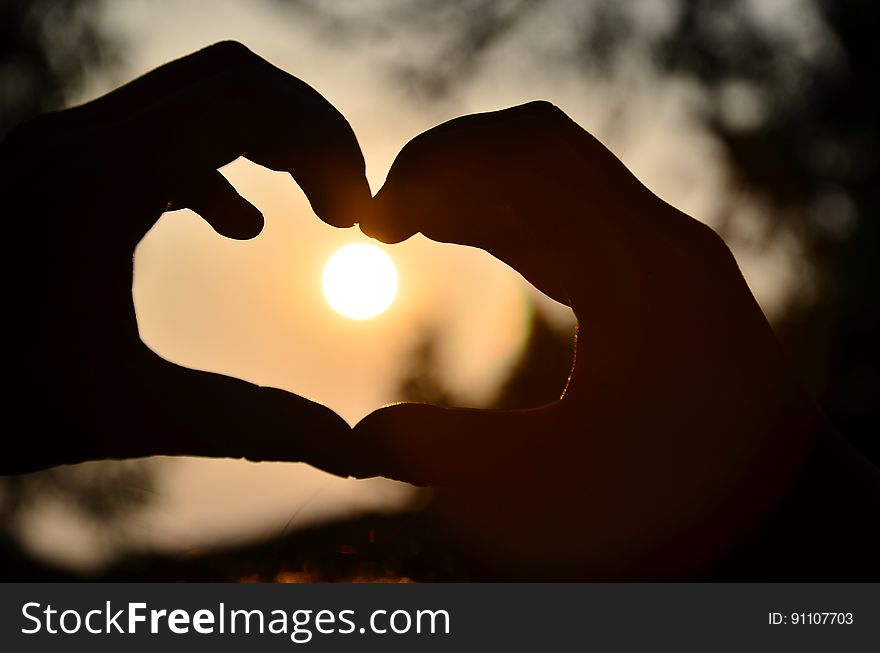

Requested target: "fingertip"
[
  {"left": 298, "top": 158, "right": 372, "bottom": 229},
  {"left": 357, "top": 186, "right": 419, "bottom": 243},
  {"left": 354, "top": 401, "right": 433, "bottom": 431},
  {"left": 202, "top": 40, "right": 253, "bottom": 59},
  {"left": 352, "top": 403, "right": 454, "bottom": 484},
  {"left": 173, "top": 170, "right": 265, "bottom": 240},
  {"left": 358, "top": 222, "right": 412, "bottom": 244},
  {"left": 211, "top": 201, "right": 265, "bottom": 240},
  {"left": 357, "top": 216, "right": 416, "bottom": 244},
  {"left": 354, "top": 402, "right": 544, "bottom": 487}
]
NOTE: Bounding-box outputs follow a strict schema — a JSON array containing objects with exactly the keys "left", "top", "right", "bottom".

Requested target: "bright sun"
[{"left": 322, "top": 244, "right": 398, "bottom": 320}]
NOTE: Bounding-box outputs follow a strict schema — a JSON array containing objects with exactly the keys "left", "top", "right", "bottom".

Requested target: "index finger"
[
  {"left": 98, "top": 42, "right": 371, "bottom": 240},
  {"left": 361, "top": 103, "right": 591, "bottom": 306}
]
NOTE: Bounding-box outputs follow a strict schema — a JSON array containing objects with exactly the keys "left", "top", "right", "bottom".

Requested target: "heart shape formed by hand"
[{"left": 7, "top": 40, "right": 823, "bottom": 580}]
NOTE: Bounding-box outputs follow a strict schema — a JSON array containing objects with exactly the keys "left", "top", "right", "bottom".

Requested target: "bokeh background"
[{"left": 1, "top": 0, "right": 876, "bottom": 580}]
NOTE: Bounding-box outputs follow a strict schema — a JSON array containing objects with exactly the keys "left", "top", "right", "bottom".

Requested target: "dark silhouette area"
[
  {"left": 1, "top": 1, "right": 878, "bottom": 581},
  {"left": 351, "top": 101, "right": 878, "bottom": 579},
  {"left": 0, "top": 0, "right": 149, "bottom": 573},
  {"left": 1, "top": 309, "right": 576, "bottom": 582}
]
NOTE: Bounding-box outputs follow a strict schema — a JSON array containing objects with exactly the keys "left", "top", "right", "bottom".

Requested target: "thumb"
[
  {"left": 171, "top": 169, "right": 264, "bottom": 239},
  {"left": 360, "top": 104, "right": 583, "bottom": 306},
  {"left": 352, "top": 401, "right": 559, "bottom": 487}
]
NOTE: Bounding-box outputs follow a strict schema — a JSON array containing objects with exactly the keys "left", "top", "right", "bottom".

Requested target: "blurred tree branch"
[{"left": 1, "top": 0, "right": 117, "bottom": 137}]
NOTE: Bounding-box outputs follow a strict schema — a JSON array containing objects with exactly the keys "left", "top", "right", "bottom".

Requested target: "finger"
[
  {"left": 163, "top": 51, "right": 371, "bottom": 228},
  {"left": 2, "top": 42, "right": 254, "bottom": 150},
  {"left": 362, "top": 103, "right": 586, "bottom": 304},
  {"left": 245, "top": 93, "right": 372, "bottom": 229},
  {"left": 363, "top": 102, "right": 659, "bottom": 325},
  {"left": 285, "top": 145, "right": 372, "bottom": 230},
  {"left": 119, "top": 347, "right": 356, "bottom": 470},
  {"left": 362, "top": 102, "right": 577, "bottom": 241},
  {"left": 45, "top": 42, "right": 257, "bottom": 132},
  {"left": 170, "top": 169, "right": 264, "bottom": 239},
  {"left": 371, "top": 184, "right": 572, "bottom": 306},
  {"left": 95, "top": 44, "right": 371, "bottom": 241},
  {"left": 0, "top": 344, "right": 359, "bottom": 475},
  {"left": 349, "top": 402, "right": 561, "bottom": 487}
]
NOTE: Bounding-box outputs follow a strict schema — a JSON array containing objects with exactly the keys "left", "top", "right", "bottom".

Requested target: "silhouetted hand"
[
  {"left": 0, "top": 42, "right": 371, "bottom": 474},
  {"left": 351, "top": 103, "right": 876, "bottom": 578},
  {"left": 4, "top": 46, "right": 875, "bottom": 579}
]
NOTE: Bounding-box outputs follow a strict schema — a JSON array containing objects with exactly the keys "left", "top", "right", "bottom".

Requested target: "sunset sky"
[{"left": 17, "top": 0, "right": 813, "bottom": 570}]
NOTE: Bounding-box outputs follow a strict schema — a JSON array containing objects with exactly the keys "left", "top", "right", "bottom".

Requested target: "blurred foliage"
[
  {"left": 0, "top": 462, "right": 155, "bottom": 524},
  {"left": 0, "top": 461, "right": 158, "bottom": 580},
  {"left": 0, "top": 0, "right": 115, "bottom": 138},
  {"left": 400, "top": 309, "right": 575, "bottom": 410}
]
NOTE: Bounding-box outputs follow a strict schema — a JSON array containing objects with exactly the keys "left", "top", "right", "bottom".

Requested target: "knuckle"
[
  {"left": 522, "top": 99, "right": 561, "bottom": 114},
  {"left": 517, "top": 100, "right": 569, "bottom": 125},
  {"left": 507, "top": 101, "right": 574, "bottom": 144},
  {"left": 200, "top": 40, "right": 259, "bottom": 67},
  {"left": 207, "top": 39, "right": 252, "bottom": 57},
  {"left": 688, "top": 218, "right": 739, "bottom": 266},
  {"left": 692, "top": 218, "right": 727, "bottom": 250}
]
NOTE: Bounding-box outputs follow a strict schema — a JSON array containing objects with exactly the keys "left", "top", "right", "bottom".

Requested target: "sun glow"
[{"left": 322, "top": 244, "right": 399, "bottom": 319}]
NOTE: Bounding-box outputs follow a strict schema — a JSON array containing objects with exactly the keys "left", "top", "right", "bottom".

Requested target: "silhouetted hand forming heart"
[
  {"left": 1, "top": 42, "right": 370, "bottom": 473},
  {"left": 2, "top": 43, "right": 877, "bottom": 579}
]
